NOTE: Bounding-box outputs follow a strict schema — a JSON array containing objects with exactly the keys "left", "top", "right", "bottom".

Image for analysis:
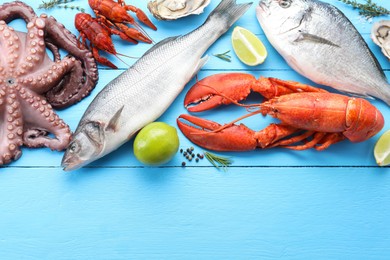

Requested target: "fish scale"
[{"left": 62, "top": 0, "right": 252, "bottom": 171}]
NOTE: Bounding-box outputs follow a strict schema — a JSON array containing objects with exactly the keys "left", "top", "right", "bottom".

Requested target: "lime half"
[
  {"left": 374, "top": 129, "right": 390, "bottom": 166},
  {"left": 231, "top": 26, "right": 267, "bottom": 66}
]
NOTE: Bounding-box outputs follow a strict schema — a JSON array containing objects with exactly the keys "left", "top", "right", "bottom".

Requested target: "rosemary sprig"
[
  {"left": 213, "top": 50, "right": 232, "bottom": 62},
  {"left": 337, "top": 0, "right": 390, "bottom": 18},
  {"left": 204, "top": 151, "right": 233, "bottom": 171},
  {"left": 38, "top": 0, "right": 85, "bottom": 12}
]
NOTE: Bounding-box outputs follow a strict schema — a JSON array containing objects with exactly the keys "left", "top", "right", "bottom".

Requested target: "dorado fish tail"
[{"left": 205, "top": 0, "right": 252, "bottom": 30}]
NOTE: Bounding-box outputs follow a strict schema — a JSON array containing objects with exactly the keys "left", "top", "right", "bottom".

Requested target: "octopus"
[{"left": 0, "top": 1, "right": 99, "bottom": 165}]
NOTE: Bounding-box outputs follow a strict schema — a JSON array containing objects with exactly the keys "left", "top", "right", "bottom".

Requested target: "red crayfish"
[
  {"left": 177, "top": 73, "right": 384, "bottom": 151},
  {"left": 74, "top": 0, "right": 157, "bottom": 68},
  {"left": 75, "top": 13, "right": 137, "bottom": 69},
  {"left": 88, "top": 0, "right": 156, "bottom": 43}
]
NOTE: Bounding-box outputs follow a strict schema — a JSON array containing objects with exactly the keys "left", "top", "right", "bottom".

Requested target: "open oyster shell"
[
  {"left": 147, "top": 0, "right": 211, "bottom": 20},
  {"left": 371, "top": 20, "right": 390, "bottom": 60}
]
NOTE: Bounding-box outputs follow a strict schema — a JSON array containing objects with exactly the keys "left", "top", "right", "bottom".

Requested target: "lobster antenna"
[{"left": 193, "top": 110, "right": 264, "bottom": 136}]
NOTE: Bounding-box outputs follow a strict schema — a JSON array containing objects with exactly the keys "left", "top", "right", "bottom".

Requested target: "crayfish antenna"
[
  {"left": 114, "top": 54, "right": 130, "bottom": 68},
  {"left": 113, "top": 52, "right": 139, "bottom": 68},
  {"left": 116, "top": 52, "right": 139, "bottom": 59}
]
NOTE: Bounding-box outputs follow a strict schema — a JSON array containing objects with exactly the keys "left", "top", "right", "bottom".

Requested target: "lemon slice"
[
  {"left": 231, "top": 26, "right": 267, "bottom": 66},
  {"left": 374, "top": 129, "right": 390, "bottom": 166}
]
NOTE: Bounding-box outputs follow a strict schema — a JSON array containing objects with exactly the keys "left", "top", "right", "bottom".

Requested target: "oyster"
[
  {"left": 371, "top": 20, "right": 390, "bottom": 60},
  {"left": 147, "top": 0, "right": 211, "bottom": 20}
]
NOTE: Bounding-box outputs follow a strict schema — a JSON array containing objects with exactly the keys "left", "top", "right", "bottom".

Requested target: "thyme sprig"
[
  {"left": 38, "top": 0, "right": 85, "bottom": 12},
  {"left": 337, "top": 0, "right": 390, "bottom": 18},
  {"left": 204, "top": 151, "right": 233, "bottom": 171},
  {"left": 213, "top": 50, "right": 232, "bottom": 62}
]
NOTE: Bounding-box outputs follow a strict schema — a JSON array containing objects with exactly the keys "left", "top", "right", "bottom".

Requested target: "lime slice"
[
  {"left": 374, "top": 129, "right": 390, "bottom": 166},
  {"left": 231, "top": 26, "right": 267, "bottom": 66}
]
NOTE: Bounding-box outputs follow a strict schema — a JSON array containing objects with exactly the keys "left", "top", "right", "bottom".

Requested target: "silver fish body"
[
  {"left": 62, "top": 0, "right": 252, "bottom": 171},
  {"left": 256, "top": 0, "right": 390, "bottom": 104}
]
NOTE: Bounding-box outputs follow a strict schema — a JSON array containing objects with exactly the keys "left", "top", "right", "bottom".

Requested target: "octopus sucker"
[{"left": 0, "top": 1, "right": 98, "bottom": 165}]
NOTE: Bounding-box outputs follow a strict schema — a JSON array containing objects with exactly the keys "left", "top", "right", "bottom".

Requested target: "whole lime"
[{"left": 134, "top": 122, "right": 179, "bottom": 165}]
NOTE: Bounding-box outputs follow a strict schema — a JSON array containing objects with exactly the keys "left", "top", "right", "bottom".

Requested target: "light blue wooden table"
[{"left": 1, "top": 0, "right": 390, "bottom": 259}]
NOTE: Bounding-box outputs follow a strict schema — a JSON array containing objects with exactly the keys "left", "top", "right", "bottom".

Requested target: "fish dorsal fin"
[
  {"left": 295, "top": 31, "right": 340, "bottom": 47},
  {"left": 106, "top": 106, "right": 124, "bottom": 132},
  {"left": 143, "top": 36, "right": 181, "bottom": 56}
]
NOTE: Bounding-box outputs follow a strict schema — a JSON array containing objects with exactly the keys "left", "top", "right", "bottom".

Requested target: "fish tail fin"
[
  {"left": 205, "top": 0, "right": 252, "bottom": 30},
  {"left": 381, "top": 84, "right": 390, "bottom": 106}
]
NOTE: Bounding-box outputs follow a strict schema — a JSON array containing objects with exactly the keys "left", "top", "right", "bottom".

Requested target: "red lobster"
[
  {"left": 75, "top": 13, "right": 136, "bottom": 69},
  {"left": 88, "top": 0, "right": 156, "bottom": 43},
  {"left": 177, "top": 73, "right": 384, "bottom": 151}
]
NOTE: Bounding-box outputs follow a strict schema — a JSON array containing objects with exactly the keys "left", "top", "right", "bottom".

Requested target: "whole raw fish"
[
  {"left": 62, "top": 0, "right": 252, "bottom": 171},
  {"left": 256, "top": 0, "right": 390, "bottom": 105}
]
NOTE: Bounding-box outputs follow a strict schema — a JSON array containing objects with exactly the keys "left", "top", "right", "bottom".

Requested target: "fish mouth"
[
  {"left": 258, "top": 0, "right": 270, "bottom": 14},
  {"left": 61, "top": 154, "right": 85, "bottom": 172}
]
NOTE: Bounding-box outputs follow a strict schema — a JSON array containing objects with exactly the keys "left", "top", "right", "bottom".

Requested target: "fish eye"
[
  {"left": 279, "top": 0, "right": 292, "bottom": 8},
  {"left": 69, "top": 142, "right": 79, "bottom": 153}
]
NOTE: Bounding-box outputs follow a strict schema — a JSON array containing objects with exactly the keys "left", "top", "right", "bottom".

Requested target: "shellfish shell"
[
  {"left": 147, "top": 0, "right": 211, "bottom": 20},
  {"left": 371, "top": 20, "right": 390, "bottom": 60}
]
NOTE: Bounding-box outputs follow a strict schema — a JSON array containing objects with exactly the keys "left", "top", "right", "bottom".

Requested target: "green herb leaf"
[
  {"left": 38, "top": 0, "right": 85, "bottom": 12},
  {"left": 337, "top": 0, "right": 390, "bottom": 18},
  {"left": 213, "top": 50, "right": 232, "bottom": 62},
  {"left": 204, "top": 151, "right": 233, "bottom": 171}
]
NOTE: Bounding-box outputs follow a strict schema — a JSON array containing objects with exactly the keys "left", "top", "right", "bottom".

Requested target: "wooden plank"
[{"left": 0, "top": 167, "right": 389, "bottom": 259}]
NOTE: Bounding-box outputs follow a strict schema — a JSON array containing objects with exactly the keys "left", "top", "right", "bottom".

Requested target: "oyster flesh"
[
  {"left": 371, "top": 20, "right": 390, "bottom": 60},
  {"left": 148, "top": 0, "right": 211, "bottom": 20}
]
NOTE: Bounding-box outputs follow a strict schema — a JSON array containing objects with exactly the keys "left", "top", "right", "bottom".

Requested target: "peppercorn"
[
  {"left": 181, "top": 162, "right": 186, "bottom": 167},
  {"left": 195, "top": 158, "right": 199, "bottom": 162}
]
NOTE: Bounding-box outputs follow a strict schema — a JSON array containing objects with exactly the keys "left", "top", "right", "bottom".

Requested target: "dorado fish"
[
  {"left": 256, "top": 0, "right": 390, "bottom": 105},
  {"left": 61, "top": 0, "right": 252, "bottom": 171}
]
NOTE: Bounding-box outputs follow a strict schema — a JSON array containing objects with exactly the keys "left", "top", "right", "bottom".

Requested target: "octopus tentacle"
[
  {"left": 45, "top": 41, "right": 61, "bottom": 62},
  {"left": 42, "top": 15, "right": 98, "bottom": 109},
  {"left": 0, "top": 1, "right": 35, "bottom": 24},
  {"left": 0, "top": 21, "right": 22, "bottom": 75},
  {"left": 20, "top": 87, "right": 71, "bottom": 150},
  {"left": 0, "top": 86, "right": 23, "bottom": 165},
  {"left": 16, "top": 17, "right": 48, "bottom": 77},
  {"left": 22, "top": 56, "right": 77, "bottom": 94}
]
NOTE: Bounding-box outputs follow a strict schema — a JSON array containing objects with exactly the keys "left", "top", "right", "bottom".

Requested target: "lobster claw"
[
  {"left": 184, "top": 73, "right": 258, "bottom": 112},
  {"left": 177, "top": 114, "right": 258, "bottom": 151}
]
